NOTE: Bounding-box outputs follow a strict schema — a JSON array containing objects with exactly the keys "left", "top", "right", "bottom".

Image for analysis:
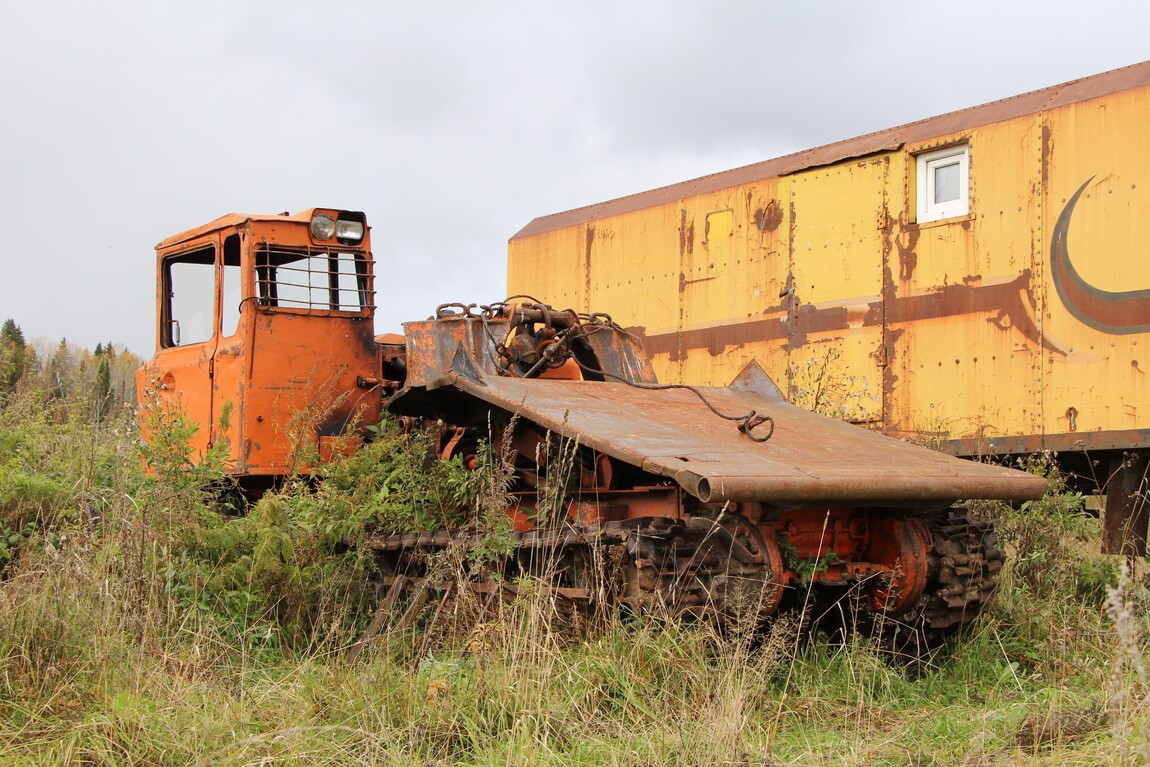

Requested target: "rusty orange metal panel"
[
  {"left": 405, "top": 373, "right": 1046, "bottom": 507},
  {"left": 242, "top": 311, "right": 380, "bottom": 474}
]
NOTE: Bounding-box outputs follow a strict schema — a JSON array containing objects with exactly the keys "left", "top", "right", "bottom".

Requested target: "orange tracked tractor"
[{"left": 138, "top": 208, "right": 1047, "bottom": 650}]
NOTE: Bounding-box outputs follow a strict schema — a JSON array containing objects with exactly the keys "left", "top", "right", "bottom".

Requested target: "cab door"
[
  {"left": 148, "top": 238, "right": 221, "bottom": 463},
  {"left": 207, "top": 232, "right": 247, "bottom": 471}
]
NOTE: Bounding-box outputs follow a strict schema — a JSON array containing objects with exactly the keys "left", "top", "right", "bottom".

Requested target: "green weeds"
[{"left": 0, "top": 341, "right": 1144, "bottom": 764}]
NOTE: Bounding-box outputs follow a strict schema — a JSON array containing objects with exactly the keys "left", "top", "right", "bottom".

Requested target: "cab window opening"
[
  {"left": 221, "top": 234, "right": 242, "bottom": 338},
  {"left": 255, "top": 246, "right": 371, "bottom": 312},
  {"left": 162, "top": 245, "right": 216, "bottom": 348}
]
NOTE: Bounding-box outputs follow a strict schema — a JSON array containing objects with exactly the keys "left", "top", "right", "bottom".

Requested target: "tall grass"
[{"left": 0, "top": 383, "right": 1145, "bottom": 765}]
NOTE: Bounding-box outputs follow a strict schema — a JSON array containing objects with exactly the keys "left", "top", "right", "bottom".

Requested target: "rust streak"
[
  {"left": 1041, "top": 123, "right": 1053, "bottom": 190},
  {"left": 896, "top": 214, "right": 920, "bottom": 282},
  {"left": 584, "top": 225, "right": 595, "bottom": 312},
  {"left": 634, "top": 270, "right": 1058, "bottom": 360},
  {"left": 878, "top": 187, "right": 894, "bottom": 422}
]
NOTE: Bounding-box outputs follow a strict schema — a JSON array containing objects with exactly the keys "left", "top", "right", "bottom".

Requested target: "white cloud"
[{"left": 2, "top": 0, "right": 1150, "bottom": 355}]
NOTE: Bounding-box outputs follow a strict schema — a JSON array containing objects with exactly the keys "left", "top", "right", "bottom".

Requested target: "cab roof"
[{"left": 156, "top": 208, "right": 332, "bottom": 250}]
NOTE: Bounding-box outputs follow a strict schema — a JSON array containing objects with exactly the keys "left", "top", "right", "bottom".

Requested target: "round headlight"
[{"left": 310, "top": 214, "right": 336, "bottom": 240}]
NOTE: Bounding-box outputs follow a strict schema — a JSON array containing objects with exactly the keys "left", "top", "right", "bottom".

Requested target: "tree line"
[{"left": 0, "top": 318, "right": 141, "bottom": 421}]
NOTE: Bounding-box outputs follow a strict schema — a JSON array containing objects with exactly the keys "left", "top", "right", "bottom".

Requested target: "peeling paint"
[{"left": 755, "top": 200, "right": 784, "bottom": 232}]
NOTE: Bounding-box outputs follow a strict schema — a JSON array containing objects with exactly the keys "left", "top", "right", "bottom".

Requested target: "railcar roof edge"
[{"left": 510, "top": 59, "right": 1150, "bottom": 240}]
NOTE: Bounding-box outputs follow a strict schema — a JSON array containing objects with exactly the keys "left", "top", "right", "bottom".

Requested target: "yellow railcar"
[{"left": 508, "top": 61, "right": 1150, "bottom": 553}]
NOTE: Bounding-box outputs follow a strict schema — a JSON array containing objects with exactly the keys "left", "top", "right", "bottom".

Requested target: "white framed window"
[{"left": 916, "top": 144, "right": 969, "bottom": 223}]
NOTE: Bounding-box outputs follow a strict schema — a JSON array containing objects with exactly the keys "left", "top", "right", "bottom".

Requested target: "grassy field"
[{"left": 0, "top": 373, "right": 1147, "bottom": 766}]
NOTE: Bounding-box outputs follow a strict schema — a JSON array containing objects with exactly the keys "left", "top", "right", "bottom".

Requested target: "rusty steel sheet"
[{"left": 413, "top": 370, "right": 1048, "bottom": 507}]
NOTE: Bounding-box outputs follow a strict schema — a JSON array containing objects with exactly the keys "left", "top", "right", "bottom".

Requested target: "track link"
[
  {"left": 873, "top": 508, "right": 1005, "bottom": 660},
  {"left": 921, "top": 508, "right": 1006, "bottom": 631}
]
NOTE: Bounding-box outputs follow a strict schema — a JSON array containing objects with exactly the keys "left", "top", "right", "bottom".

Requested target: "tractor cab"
[{"left": 137, "top": 209, "right": 382, "bottom": 489}]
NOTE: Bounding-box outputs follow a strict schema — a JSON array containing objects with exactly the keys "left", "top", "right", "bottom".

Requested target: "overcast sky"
[{"left": 3, "top": 1, "right": 1150, "bottom": 356}]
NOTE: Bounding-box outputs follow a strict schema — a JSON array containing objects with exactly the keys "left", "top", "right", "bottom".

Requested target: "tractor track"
[{"left": 362, "top": 507, "right": 1003, "bottom": 656}]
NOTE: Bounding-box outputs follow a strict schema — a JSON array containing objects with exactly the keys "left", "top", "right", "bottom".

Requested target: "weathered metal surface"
[
  {"left": 943, "top": 428, "right": 1150, "bottom": 456},
  {"left": 407, "top": 371, "right": 1047, "bottom": 507},
  {"left": 402, "top": 304, "right": 657, "bottom": 390},
  {"left": 1103, "top": 453, "right": 1150, "bottom": 556},
  {"left": 403, "top": 311, "right": 509, "bottom": 388}
]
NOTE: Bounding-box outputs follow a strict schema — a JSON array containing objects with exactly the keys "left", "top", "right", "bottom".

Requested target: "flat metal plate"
[{"left": 432, "top": 374, "right": 1048, "bottom": 507}]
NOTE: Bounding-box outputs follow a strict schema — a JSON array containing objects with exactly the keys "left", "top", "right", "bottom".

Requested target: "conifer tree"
[
  {"left": 0, "top": 319, "right": 27, "bottom": 399},
  {"left": 46, "top": 339, "right": 74, "bottom": 400},
  {"left": 94, "top": 350, "right": 112, "bottom": 422}
]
